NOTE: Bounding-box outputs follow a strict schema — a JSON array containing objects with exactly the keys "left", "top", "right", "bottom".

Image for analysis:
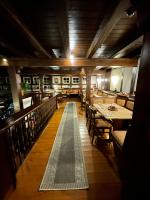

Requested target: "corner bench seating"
[
  {"left": 125, "top": 99, "right": 134, "bottom": 110},
  {"left": 91, "top": 95, "right": 116, "bottom": 104},
  {"left": 111, "top": 130, "right": 127, "bottom": 151},
  {"left": 111, "top": 130, "right": 127, "bottom": 177}
]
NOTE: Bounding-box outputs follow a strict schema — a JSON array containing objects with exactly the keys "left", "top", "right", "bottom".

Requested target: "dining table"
[{"left": 93, "top": 103, "right": 133, "bottom": 130}]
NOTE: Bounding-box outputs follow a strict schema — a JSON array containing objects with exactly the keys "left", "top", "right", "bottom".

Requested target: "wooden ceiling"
[{"left": 0, "top": 0, "right": 143, "bottom": 69}]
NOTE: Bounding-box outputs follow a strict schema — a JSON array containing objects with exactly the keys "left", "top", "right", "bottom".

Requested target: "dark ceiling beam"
[
  {"left": 54, "top": 0, "right": 70, "bottom": 58},
  {"left": 21, "top": 68, "right": 80, "bottom": 75},
  {"left": 2, "top": 57, "right": 138, "bottom": 67},
  {"left": 86, "top": 0, "right": 129, "bottom": 58},
  {"left": 0, "top": 0, "right": 55, "bottom": 58},
  {"left": 20, "top": 68, "right": 104, "bottom": 76},
  {"left": 0, "top": 37, "right": 31, "bottom": 57},
  {"left": 113, "top": 36, "right": 143, "bottom": 58}
]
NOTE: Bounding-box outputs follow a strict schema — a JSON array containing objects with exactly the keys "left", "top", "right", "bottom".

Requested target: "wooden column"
[
  {"left": 39, "top": 74, "right": 44, "bottom": 97},
  {"left": 121, "top": 1, "right": 150, "bottom": 199},
  {"left": 86, "top": 67, "right": 93, "bottom": 103},
  {"left": 104, "top": 69, "right": 111, "bottom": 90},
  {"left": 7, "top": 66, "right": 22, "bottom": 112},
  {"left": 79, "top": 75, "right": 83, "bottom": 94}
]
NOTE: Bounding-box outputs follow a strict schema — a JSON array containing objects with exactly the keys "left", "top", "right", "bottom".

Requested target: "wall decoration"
[
  {"left": 72, "top": 77, "right": 80, "bottom": 84},
  {"left": 62, "top": 76, "right": 70, "bottom": 84},
  {"left": 52, "top": 76, "right": 61, "bottom": 84},
  {"left": 23, "top": 77, "right": 31, "bottom": 84},
  {"left": 33, "top": 76, "right": 39, "bottom": 84}
]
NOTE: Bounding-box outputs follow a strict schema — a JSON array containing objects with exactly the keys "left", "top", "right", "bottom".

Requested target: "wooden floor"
[{"left": 8, "top": 100, "right": 121, "bottom": 200}]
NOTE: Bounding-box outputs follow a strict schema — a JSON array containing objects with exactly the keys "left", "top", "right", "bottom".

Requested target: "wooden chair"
[
  {"left": 88, "top": 105, "right": 102, "bottom": 133},
  {"left": 80, "top": 93, "right": 86, "bottom": 110},
  {"left": 89, "top": 106, "right": 113, "bottom": 144},
  {"left": 85, "top": 102, "right": 90, "bottom": 126}
]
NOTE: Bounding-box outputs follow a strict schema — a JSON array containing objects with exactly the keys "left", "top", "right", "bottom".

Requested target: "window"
[
  {"left": 62, "top": 77, "right": 70, "bottom": 84},
  {"left": 72, "top": 77, "right": 79, "bottom": 84}
]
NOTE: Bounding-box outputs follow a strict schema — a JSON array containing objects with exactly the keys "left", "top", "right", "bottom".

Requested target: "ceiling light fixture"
[{"left": 70, "top": 54, "right": 75, "bottom": 63}]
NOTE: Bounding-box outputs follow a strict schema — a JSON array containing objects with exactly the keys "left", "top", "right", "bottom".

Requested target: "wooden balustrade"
[
  {"left": 21, "top": 92, "right": 54, "bottom": 104},
  {"left": 0, "top": 96, "right": 57, "bottom": 200}
]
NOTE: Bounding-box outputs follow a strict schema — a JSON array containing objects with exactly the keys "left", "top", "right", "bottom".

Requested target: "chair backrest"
[
  {"left": 89, "top": 105, "right": 97, "bottom": 114},
  {"left": 91, "top": 97, "right": 104, "bottom": 104},
  {"left": 125, "top": 100, "right": 134, "bottom": 110},
  {"left": 104, "top": 96, "right": 116, "bottom": 104},
  {"left": 116, "top": 98, "right": 126, "bottom": 107},
  {"left": 116, "top": 95, "right": 128, "bottom": 107}
]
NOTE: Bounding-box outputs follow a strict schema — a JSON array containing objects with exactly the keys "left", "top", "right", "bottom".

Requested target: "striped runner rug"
[{"left": 39, "top": 102, "right": 89, "bottom": 190}]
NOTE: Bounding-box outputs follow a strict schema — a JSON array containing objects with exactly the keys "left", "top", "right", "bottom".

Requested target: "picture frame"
[
  {"left": 72, "top": 77, "right": 80, "bottom": 84},
  {"left": 62, "top": 76, "right": 70, "bottom": 84},
  {"left": 52, "top": 76, "right": 61, "bottom": 84}
]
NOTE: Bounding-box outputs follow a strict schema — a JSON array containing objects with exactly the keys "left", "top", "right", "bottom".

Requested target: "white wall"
[
  {"left": 134, "top": 66, "right": 140, "bottom": 91},
  {"left": 122, "top": 68, "right": 133, "bottom": 93},
  {"left": 91, "top": 76, "right": 97, "bottom": 84},
  {"left": 110, "top": 67, "right": 139, "bottom": 93},
  {"left": 110, "top": 68, "right": 123, "bottom": 92}
]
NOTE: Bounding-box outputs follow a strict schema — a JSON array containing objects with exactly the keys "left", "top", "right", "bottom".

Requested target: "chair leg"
[
  {"left": 91, "top": 128, "right": 96, "bottom": 144},
  {"left": 91, "top": 134, "right": 94, "bottom": 144},
  {"left": 88, "top": 119, "right": 91, "bottom": 133}
]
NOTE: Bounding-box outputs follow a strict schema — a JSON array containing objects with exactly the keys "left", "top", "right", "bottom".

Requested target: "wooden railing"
[
  {"left": 21, "top": 92, "right": 54, "bottom": 104},
  {"left": 0, "top": 96, "right": 57, "bottom": 199}
]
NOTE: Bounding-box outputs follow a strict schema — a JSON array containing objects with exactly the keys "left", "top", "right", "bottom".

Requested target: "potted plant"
[{"left": 21, "top": 82, "right": 30, "bottom": 96}]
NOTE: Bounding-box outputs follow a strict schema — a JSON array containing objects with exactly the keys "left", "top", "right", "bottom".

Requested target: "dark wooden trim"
[
  {"left": 121, "top": 16, "right": 150, "bottom": 199},
  {"left": 3, "top": 58, "right": 138, "bottom": 67}
]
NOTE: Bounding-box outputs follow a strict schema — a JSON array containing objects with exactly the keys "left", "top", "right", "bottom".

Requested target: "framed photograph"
[
  {"left": 54, "top": 77, "right": 58, "bottom": 84},
  {"left": 62, "top": 76, "right": 70, "bottom": 84},
  {"left": 32, "top": 76, "right": 39, "bottom": 84},
  {"left": 23, "top": 77, "right": 31, "bottom": 84},
  {"left": 52, "top": 76, "right": 61, "bottom": 84},
  {"left": 43, "top": 76, "right": 49, "bottom": 84},
  {"left": 72, "top": 77, "right": 80, "bottom": 84}
]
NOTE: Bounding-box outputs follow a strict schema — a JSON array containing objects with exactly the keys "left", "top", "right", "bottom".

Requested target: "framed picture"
[
  {"left": 32, "top": 76, "right": 39, "bottom": 84},
  {"left": 54, "top": 77, "right": 58, "bottom": 84},
  {"left": 72, "top": 77, "right": 80, "bottom": 84},
  {"left": 23, "top": 77, "right": 31, "bottom": 84},
  {"left": 62, "top": 76, "right": 70, "bottom": 84},
  {"left": 43, "top": 76, "right": 49, "bottom": 84},
  {"left": 52, "top": 76, "right": 61, "bottom": 84}
]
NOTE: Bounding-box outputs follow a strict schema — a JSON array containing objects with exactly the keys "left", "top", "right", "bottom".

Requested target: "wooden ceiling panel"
[
  {"left": 0, "top": 0, "right": 143, "bottom": 67},
  {"left": 4, "top": 0, "right": 63, "bottom": 57},
  {"left": 68, "top": 0, "right": 116, "bottom": 57},
  {"left": 99, "top": 13, "right": 141, "bottom": 58}
]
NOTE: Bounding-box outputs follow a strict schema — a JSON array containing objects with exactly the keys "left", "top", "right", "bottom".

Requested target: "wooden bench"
[{"left": 111, "top": 130, "right": 127, "bottom": 177}]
